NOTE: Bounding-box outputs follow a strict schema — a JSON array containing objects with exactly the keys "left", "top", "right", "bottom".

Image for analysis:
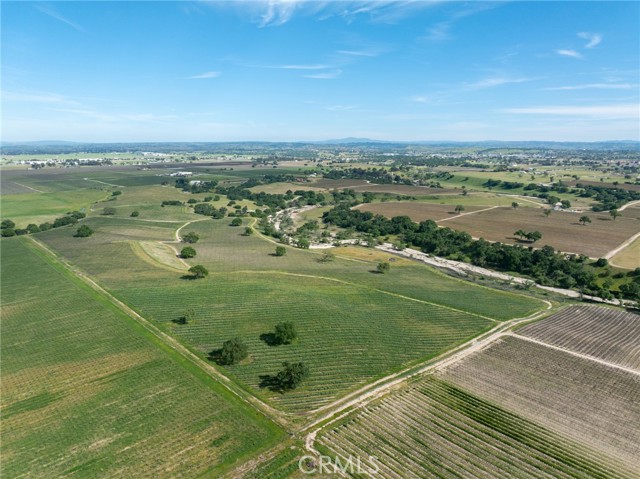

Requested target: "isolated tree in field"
[
  {"left": 511, "top": 202, "right": 519, "bottom": 209},
  {"left": 230, "top": 217, "right": 243, "bottom": 226},
  {"left": 274, "top": 321, "right": 297, "bottom": 345},
  {"left": 275, "top": 246, "right": 287, "bottom": 256},
  {"left": 454, "top": 205, "right": 465, "bottom": 215},
  {"left": 1, "top": 219, "right": 15, "bottom": 230},
  {"left": 26, "top": 224, "right": 40, "bottom": 234},
  {"left": 543, "top": 209, "right": 552, "bottom": 218},
  {"left": 188, "top": 264, "right": 208, "bottom": 279},
  {"left": 112, "top": 190, "right": 122, "bottom": 196},
  {"left": 182, "top": 232, "right": 199, "bottom": 243},
  {"left": 579, "top": 215, "right": 591, "bottom": 226},
  {"left": 244, "top": 227, "right": 253, "bottom": 236},
  {"left": 377, "top": 261, "right": 390, "bottom": 274},
  {"left": 275, "top": 361, "right": 309, "bottom": 391},
  {"left": 130, "top": 210, "right": 140, "bottom": 217},
  {"left": 610, "top": 209, "right": 620, "bottom": 221},
  {"left": 514, "top": 229, "right": 527, "bottom": 241},
  {"left": 319, "top": 251, "right": 335, "bottom": 263},
  {"left": 219, "top": 338, "right": 248, "bottom": 365},
  {"left": 176, "top": 307, "right": 195, "bottom": 324},
  {"left": 524, "top": 231, "right": 542, "bottom": 243},
  {"left": 180, "top": 246, "right": 197, "bottom": 258},
  {"left": 74, "top": 225, "right": 94, "bottom": 237}
]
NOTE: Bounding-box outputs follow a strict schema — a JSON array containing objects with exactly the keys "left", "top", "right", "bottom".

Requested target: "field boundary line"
[
  {"left": 436, "top": 205, "right": 499, "bottom": 222},
  {"left": 12, "top": 181, "right": 45, "bottom": 193},
  {"left": 25, "top": 236, "right": 291, "bottom": 428},
  {"left": 172, "top": 217, "right": 211, "bottom": 242},
  {"left": 83, "top": 177, "right": 126, "bottom": 188},
  {"left": 618, "top": 199, "right": 640, "bottom": 212},
  {"left": 507, "top": 332, "right": 640, "bottom": 377},
  {"left": 604, "top": 231, "right": 640, "bottom": 260}
]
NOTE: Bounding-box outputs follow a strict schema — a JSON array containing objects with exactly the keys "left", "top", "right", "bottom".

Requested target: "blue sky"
[{"left": 2, "top": 1, "right": 639, "bottom": 142}]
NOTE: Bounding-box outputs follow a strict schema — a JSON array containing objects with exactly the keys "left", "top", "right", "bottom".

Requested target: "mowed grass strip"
[{"left": 0, "top": 238, "right": 284, "bottom": 478}]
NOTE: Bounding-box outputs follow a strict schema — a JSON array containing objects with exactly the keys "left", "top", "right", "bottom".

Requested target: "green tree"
[
  {"left": 181, "top": 246, "right": 197, "bottom": 258},
  {"left": 297, "top": 238, "right": 310, "bottom": 249},
  {"left": 543, "top": 209, "right": 552, "bottom": 218},
  {"left": 454, "top": 204, "right": 465, "bottom": 214},
  {"left": 244, "top": 227, "right": 253, "bottom": 236},
  {"left": 377, "top": 261, "right": 390, "bottom": 274},
  {"left": 1, "top": 228, "right": 16, "bottom": 237},
  {"left": 610, "top": 209, "right": 620, "bottom": 221},
  {"left": 274, "top": 321, "right": 297, "bottom": 345},
  {"left": 275, "top": 246, "right": 287, "bottom": 256},
  {"left": 1, "top": 219, "right": 15, "bottom": 229},
  {"left": 524, "top": 231, "right": 542, "bottom": 243},
  {"left": 514, "top": 229, "right": 526, "bottom": 241},
  {"left": 26, "top": 224, "right": 40, "bottom": 234},
  {"left": 130, "top": 210, "right": 140, "bottom": 217},
  {"left": 188, "top": 264, "right": 208, "bottom": 278},
  {"left": 182, "top": 232, "right": 199, "bottom": 243},
  {"left": 176, "top": 308, "right": 195, "bottom": 324},
  {"left": 579, "top": 215, "right": 591, "bottom": 226},
  {"left": 230, "top": 217, "right": 243, "bottom": 226},
  {"left": 511, "top": 201, "right": 519, "bottom": 209},
  {"left": 318, "top": 251, "right": 335, "bottom": 263},
  {"left": 275, "top": 361, "right": 309, "bottom": 391},
  {"left": 74, "top": 225, "right": 94, "bottom": 237},
  {"left": 112, "top": 190, "right": 122, "bottom": 196},
  {"left": 219, "top": 338, "right": 248, "bottom": 365}
]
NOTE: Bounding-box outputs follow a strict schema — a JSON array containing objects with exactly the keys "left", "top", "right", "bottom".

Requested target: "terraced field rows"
[
  {"left": 317, "top": 377, "right": 632, "bottom": 478},
  {"left": 441, "top": 336, "right": 640, "bottom": 469},
  {"left": 517, "top": 306, "right": 640, "bottom": 370}
]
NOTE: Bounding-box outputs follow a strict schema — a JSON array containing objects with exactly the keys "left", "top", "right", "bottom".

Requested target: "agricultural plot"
[
  {"left": 248, "top": 182, "right": 323, "bottom": 194},
  {"left": 0, "top": 239, "right": 283, "bottom": 478},
  {"left": 516, "top": 305, "right": 640, "bottom": 371},
  {"left": 439, "top": 206, "right": 640, "bottom": 258},
  {"left": 441, "top": 335, "right": 640, "bottom": 470},
  {"left": 37, "top": 217, "right": 542, "bottom": 413},
  {"left": 317, "top": 376, "right": 633, "bottom": 478},
  {"left": 348, "top": 184, "right": 458, "bottom": 196},
  {"left": 1, "top": 188, "right": 110, "bottom": 227},
  {"left": 356, "top": 202, "right": 484, "bottom": 222}
]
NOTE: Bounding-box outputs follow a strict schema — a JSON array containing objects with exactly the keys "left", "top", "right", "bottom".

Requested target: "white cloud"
[
  {"left": 556, "top": 49, "right": 582, "bottom": 59},
  {"left": 259, "top": 0, "right": 302, "bottom": 27},
  {"left": 578, "top": 32, "right": 602, "bottom": 49},
  {"left": 302, "top": 69, "right": 342, "bottom": 79},
  {"left": 545, "top": 83, "right": 636, "bottom": 91},
  {"left": 465, "top": 77, "right": 534, "bottom": 90},
  {"left": 337, "top": 49, "right": 378, "bottom": 57},
  {"left": 279, "top": 64, "right": 330, "bottom": 70},
  {"left": 187, "top": 71, "right": 221, "bottom": 79},
  {"left": 325, "top": 105, "right": 358, "bottom": 111},
  {"left": 503, "top": 104, "right": 639, "bottom": 119},
  {"left": 410, "top": 95, "right": 431, "bottom": 103}
]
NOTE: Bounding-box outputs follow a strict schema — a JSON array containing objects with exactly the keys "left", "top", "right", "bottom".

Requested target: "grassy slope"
[
  {"left": 0, "top": 238, "right": 284, "bottom": 478},
  {"left": 37, "top": 216, "right": 543, "bottom": 413}
]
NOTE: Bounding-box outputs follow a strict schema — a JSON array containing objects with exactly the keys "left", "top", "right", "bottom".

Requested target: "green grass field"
[
  {"left": 36, "top": 216, "right": 543, "bottom": 413},
  {"left": 0, "top": 238, "right": 284, "bottom": 478}
]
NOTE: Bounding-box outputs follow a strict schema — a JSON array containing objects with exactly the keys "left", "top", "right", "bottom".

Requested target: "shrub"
[
  {"left": 181, "top": 246, "right": 197, "bottom": 258},
  {"left": 74, "top": 225, "right": 94, "bottom": 237},
  {"left": 130, "top": 210, "right": 140, "bottom": 217},
  {"left": 230, "top": 217, "right": 243, "bottom": 226},
  {"left": 182, "top": 232, "right": 199, "bottom": 243},
  {"left": 275, "top": 246, "right": 286, "bottom": 256}
]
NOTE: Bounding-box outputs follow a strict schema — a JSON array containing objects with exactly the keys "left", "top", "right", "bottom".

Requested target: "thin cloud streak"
[
  {"left": 302, "top": 69, "right": 342, "bottom": 79},
  {"left": 36, "top": 5, "right": 86, "bottom": 32},
  {"left": 503, "top": 104, "right": 639, "bottom": 119},
  {"left": 546, "top": 83, "right": 636, "bottom": 91},
  {"left": 556, "top": 49, "right": 582, "bottom": 59},
  {"left": 187, "top": 71, "right": 221, "bottom": 79},
  {"left": 465, "top": 77, "right": 535, "bottom": 90}
]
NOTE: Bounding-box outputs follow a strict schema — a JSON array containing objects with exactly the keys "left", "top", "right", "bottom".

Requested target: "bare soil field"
[
  {"left": 441, "top": 206, "right": 639, "bottom": 258},
  {"left": 348, "top": 183, "right": 458, "bottom": 196},
  {"left": 441, "top": 335, "right": 640, "bottom": 471},
  {"left": 623, "top": 205, "right": 640, "bottom": 220},
  {"left": 517, "top": 305, "right": 640, "bottom": 371},
  {"left": 356, "top": 202, "right": 484, "bottom": 222}
]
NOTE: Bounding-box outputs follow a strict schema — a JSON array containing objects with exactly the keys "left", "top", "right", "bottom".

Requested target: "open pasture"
[
  {"left": 356, "top": 202, "right": 485, "bottom": 222},
  {"left": 317, "top": 375, "right": 632, "bottom": 478},
  {"left": 441, "top": 335, "right": 640, "bottom": 470},
  {"left": 0, "top": 239, "right": 283, "bottom": 478},
  {"left": 349, "top": 183, "right": 458, "bottom": 196},
  {"left": 611, "top": 235, "right": 640, "bottom": 269},
  {"left": 248, "top": 182, "right": 323, "bottom": 194},
  {"left": 439, "top": 206, "right": 639, "bottom": 258},
  {"left": 517, "top": 305, "right": 640, "bottom": 371}
]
